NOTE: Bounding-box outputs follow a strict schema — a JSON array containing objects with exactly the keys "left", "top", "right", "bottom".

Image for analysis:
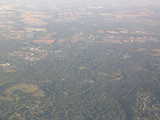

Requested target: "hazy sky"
[
  {"left": 2, "top": 0, "right": 160, "bottom": 10},
  {"left": 24, "top": 0, "right": 160, "bottom": 6}
]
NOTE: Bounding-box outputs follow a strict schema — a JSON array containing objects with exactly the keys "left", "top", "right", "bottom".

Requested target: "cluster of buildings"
[
  {"left": 0, "top": 63, "right": 16, "bottom": 73},
  {"left": 99, "top": 8, "right": 153, "bottom": 19},
  {"left": 21, "top": 11, "right": 49, "bottom": 26},
  {"left": 150, "top": 49, "right": 160, "bottom": 57},
  {"left": 10, "top": 47, "right": 48, "bottom": 62},
  {"left": 52, "top": 7, "right": 94, "bottom": 22},
  {"left": 96, "top": 29, "right": 157, "bottom": 44}
]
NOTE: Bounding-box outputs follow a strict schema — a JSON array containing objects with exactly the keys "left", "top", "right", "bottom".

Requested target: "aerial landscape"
[{"left": 0, "top": 0, "right": 160, "bottom": 119}]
